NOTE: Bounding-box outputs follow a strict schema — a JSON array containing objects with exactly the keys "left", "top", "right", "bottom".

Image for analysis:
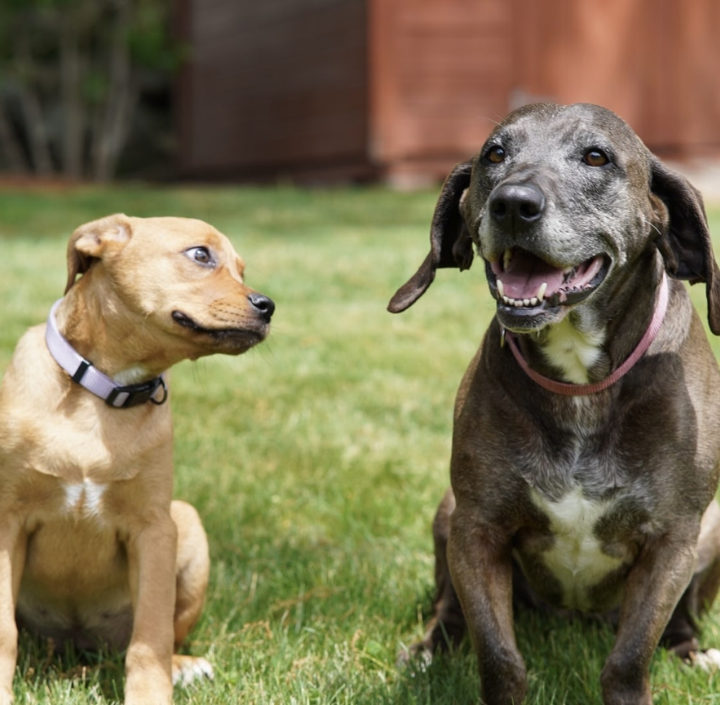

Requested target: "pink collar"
[{"left": 504, "top": 272, "right": 669, "bottom": 396}]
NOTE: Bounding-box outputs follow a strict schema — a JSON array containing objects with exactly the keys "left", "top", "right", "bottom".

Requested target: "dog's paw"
[
  {"left": 171, "top": 654, "right": 214, "bottom": 687},
  {"left": 397, "top": 643, "right": 433, "bottom": 673},
  {"left": 689, "top": 648, "right": 720, "bottom": 672}
]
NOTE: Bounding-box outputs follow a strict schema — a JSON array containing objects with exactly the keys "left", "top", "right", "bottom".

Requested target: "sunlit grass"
[{"left": 1, "top": 184, "right": 720, "bottom": 703}]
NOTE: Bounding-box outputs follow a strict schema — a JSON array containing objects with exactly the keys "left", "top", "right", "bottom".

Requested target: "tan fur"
[{"left": 0, "top": 214, "right": 273, "bottom": 704}]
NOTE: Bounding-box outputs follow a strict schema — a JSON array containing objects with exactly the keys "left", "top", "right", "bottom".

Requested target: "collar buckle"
[{"left": 105, "top": 376, "right": 168, "bottom": 408}]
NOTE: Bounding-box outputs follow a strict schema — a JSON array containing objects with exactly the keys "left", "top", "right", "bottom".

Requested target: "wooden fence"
[{"left": 177, "top": 0, "right": 720, "bottom": 184}]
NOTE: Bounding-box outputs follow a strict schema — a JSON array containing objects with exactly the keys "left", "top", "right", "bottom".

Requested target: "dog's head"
[
  {"left": 388, "top": 103, "right": 720, "bottom": 335},
  {"left": 65, "top": 214, "right": 274, "bottom": 358}
]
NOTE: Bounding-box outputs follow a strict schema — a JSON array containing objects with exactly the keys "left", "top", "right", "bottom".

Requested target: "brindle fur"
[{"left": 389, "top": 103, "right": 720, "bottom": 704}]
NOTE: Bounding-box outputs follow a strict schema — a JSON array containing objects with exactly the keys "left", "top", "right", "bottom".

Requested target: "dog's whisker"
[{"left": 639, "top": 213, "right": 663, "bottom": 238}]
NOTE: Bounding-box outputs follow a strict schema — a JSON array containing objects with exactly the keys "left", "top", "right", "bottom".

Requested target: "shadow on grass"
[
  {"left": 382, "top": 593, "right": 621, "bottom": 705},
  {"left": 387, "top": 592, "right": 720, "bottom": 705},
  {"left": 388, "top": 648, "right": 480, "bottom": 705},
  {"left": 15, "top": 630, "right": 125, "bottom": 703}
]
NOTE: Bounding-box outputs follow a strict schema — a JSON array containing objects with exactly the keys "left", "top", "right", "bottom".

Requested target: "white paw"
[
  {"left": 415, "top": 647, "right": 433, "bottom": 672},
  {"left": 690, "top": 648, "right": 720, "bottom": 672},
  {"left": 171, "top": 655, "right": 214, "bottom": 686},
  {"left": 397, "top": 645, "right": 433, "bottom": 673}
]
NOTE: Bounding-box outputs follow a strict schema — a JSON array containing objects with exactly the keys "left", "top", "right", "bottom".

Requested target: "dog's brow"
[{"left": 570, "top": 128, "right": 610, "bottom": 148}]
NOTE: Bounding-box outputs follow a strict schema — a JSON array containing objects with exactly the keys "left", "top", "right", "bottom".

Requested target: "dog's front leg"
[
  {"left": 125, "top": 515, "right": 178, "bottom": 705},
  {"left": 0, "top": 518, "right": 25, "bottom": 705},
  {"left": 448, "top": 507, "right": 526, "bottom": 705},
  {"left": 600, "top": 534, "right": 697, "bottom": 705}
]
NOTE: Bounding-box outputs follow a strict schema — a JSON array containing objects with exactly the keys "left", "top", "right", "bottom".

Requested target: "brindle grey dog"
[{"left": 389, "top": 103, "right": 720, "bottom": 704}]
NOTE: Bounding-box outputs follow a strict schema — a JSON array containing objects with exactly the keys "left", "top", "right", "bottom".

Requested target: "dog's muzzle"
[{"left": 481, "top": 180, "right": 610, "bottom": 331}]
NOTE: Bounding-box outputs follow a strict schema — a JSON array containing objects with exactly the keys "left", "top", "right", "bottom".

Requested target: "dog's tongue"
[{"left": 496, "top": 250, "right": 565, "bottom": 300}]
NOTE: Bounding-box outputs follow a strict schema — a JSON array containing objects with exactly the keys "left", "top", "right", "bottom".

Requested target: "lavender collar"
[
  {"left": 504, "top": 272, "right": 669, "bottom": 396},
  {"left": 45, "top": 300, "right": 167, "bottom": 409}
]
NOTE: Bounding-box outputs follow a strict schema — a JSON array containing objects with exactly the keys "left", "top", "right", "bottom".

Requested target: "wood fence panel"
[
  {"left": 370, "top": 0, "right": 513, "bottom": 181},
  {"left": 512, "top": 0, "right": 720, "bottom": 155},
  {"left": 178, "top": 0, "right": 369, "bottom": 178}
]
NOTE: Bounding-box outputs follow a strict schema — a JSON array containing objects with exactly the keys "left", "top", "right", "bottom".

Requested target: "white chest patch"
[
  {"left": 64, "top": 479, "right": 108, "bottom": 519},
  {"left": 531, "top": 487, "right": 622, "bottom": 610},
  {"left": 541, "top": 318, "right": 606, "bottom": 384},
  {"left": 113, "top": 365, "right": 150, "bottom": 385}
]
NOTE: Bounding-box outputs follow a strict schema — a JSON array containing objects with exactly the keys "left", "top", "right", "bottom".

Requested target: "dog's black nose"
[
  {"left": 488, "top": 183, "right": 545, "bottom": 232},
  {"left": 248, "top": 293, "right": 275, "bottom": 322}
]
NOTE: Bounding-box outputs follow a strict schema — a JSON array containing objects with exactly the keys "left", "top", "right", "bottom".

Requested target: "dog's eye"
[
  {"left": 485, "top": 145, "right": 506, "bottom": 164},
  {"left": 185, "top": 247, "right": 214, "bottom": 266},
  {"left": 583, "top": 149, "right": 609, "bottom": 167}
]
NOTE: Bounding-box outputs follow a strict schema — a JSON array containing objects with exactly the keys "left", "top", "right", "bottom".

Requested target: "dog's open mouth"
[
  {"left": 172, "top": 310, "right": 265, "bottom": 346},
  {"left": 486, "top": 248, "right": 610, "bottom": 314}
]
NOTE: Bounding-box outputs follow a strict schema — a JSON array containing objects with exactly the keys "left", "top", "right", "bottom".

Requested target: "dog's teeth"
[
  {"left": 501, "top": 293, "right": 543, "bottom": 308},
  {"left": 496, "top": 279, "right": 505, "bottom": 298},
  {"left": 503, "top": 249, "right": 513, "bottom": 271},
  {"left": 537, "top": 282, "right": 547, "bottom": 301}
]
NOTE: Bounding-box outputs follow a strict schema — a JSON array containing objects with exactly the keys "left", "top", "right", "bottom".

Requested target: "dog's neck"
[
  {"left": 56, "top": 273, "right": 168, "bottom": 383},
  {"left": 536, "top": 316, "right": 606, "bottom": 385},
  {"left": 515, "top": 252, "right": 666, "bottom": 389}
]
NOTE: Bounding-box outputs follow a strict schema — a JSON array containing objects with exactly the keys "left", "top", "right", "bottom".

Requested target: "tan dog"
[{"left": 0, "top": 214, "right": 274, "bottom": 704}]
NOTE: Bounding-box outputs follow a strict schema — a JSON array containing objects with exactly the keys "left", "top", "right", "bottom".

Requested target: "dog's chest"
[
  {"left": 515, "top": 401, "right": 639, "bottom": 610},
  {"left": 528, "top": 487, "right": 623, "bottom": 609},
  {"left": 62, "top": 478, "right": 109, "bottom": 519},
  {"left": 540, "top": 318, "right": 605, "bottom": 384}
]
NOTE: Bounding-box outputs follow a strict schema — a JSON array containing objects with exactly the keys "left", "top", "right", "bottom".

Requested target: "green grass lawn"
[{"left": 2, "top": 183, "right": 720, "bottom": 704}]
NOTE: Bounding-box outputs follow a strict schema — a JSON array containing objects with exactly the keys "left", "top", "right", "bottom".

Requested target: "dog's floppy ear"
[
  {"left": 650, "top": 158, "right": 720, "bottom": 335},
  {"left": 387, "top": 161, "right": 473, "bottom": 313},
  {"left": 65, "top": 213, "right": 132, "bottom": 293}
]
